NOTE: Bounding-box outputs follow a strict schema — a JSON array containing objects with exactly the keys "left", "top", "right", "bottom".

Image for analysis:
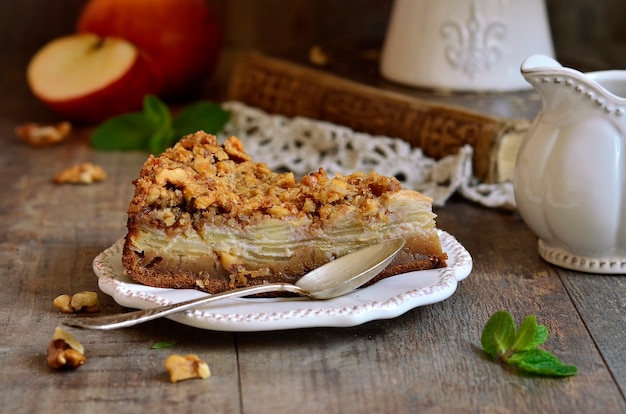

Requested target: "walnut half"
[
  {"left": 165, "top": 354, "right": 211, "bottom": 383},
  {"left": 53, "top": 291, "right": 99, "bottom": 313},
  {"left": 47, "top": 327, "right": 86, "bottom": 370},
  {"left": 53, "top": 162, "right": 107, "bottom": 185},
  {"left": 15, "top": 121, "right": 71, "bottom": 147}
]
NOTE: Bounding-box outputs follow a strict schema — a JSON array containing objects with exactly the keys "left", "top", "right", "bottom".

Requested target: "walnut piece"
[
  {"left": 53, "top": 162, "right": 107, "bottom": 184},
  {"left": 47, "top": 326, "right": 86, "bottom": 369},
  {"left": 54, "top": 291, "right": 99, "bottom": 313},
  {"left": 15, "top": 121, "right": 71, "bottom": 147},
  {"left": 165, "top": 354, "right": 211, "bottom": 383},
  {"left": 308, "top": 45, "right": 329, "bottom": 67}
]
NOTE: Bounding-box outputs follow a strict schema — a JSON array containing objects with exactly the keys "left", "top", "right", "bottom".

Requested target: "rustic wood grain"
[
  {"left": 559, "top": 272, "right": 626, "bottom": 391},
  {"left": 1, "top": 51, "right": 625, "bottom": 414}
]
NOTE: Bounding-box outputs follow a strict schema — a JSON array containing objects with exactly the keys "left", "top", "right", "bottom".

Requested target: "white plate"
[{"left": 94, "top": 230, "right": 472, "bottom": 332}]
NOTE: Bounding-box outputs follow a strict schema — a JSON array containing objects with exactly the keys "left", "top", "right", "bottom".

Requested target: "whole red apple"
[
  {"left": 77, "top": 0, "right": 221, "bottom": 99},
  {"left": 27, "top": 33, "right": 161, "bottom": 123}
]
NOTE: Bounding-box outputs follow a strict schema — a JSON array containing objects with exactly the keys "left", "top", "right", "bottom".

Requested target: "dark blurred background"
[{"left": 2, "top": 0, "right": 625, "bottom": 97}]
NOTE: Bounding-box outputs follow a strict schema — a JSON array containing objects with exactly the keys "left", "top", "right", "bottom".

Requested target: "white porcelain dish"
[{"left": 94, "top": 230, "right": 472, "bottom": 332}]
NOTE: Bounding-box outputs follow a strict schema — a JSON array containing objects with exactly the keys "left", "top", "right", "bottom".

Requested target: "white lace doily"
[{"left": 219, "top": 101, "right": 515, "bottom": 209}]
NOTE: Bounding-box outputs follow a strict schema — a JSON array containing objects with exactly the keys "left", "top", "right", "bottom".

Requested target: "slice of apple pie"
[{"left": 122, "top": 131, "right": 447, "bottom": 293}]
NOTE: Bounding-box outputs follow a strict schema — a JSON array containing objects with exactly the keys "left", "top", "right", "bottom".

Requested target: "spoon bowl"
[{"left": 62, "top": 239, "right": 405, "bottom": 330}]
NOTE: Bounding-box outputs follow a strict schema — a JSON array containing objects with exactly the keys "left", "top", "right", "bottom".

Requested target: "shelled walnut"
[
  {"left": 53, "top": 162, "right": 107, "bottom": 184},
  {"left": 15, "top": 121, "right": 71, "bottom": 147},
  {"left": 47, "top": 327, "right": 86, "bottom": 369},
  {"left": 53, "top": 291, "right": 99, "bottom": 313},
  {"left": 165, "top": 354, "right": 211, "bottom": 383}
]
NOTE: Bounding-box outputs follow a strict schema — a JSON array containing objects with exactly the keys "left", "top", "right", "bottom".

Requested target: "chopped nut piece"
[
  {"left": 15, "top": 121, "right": 71, "bottom": 147},
  {"left": 53, "top": 294, "right": 73, "bottom": 313},
  {"left": 308, "top": 45, "right": 329, "bottom": 67},
  {"left": 70, "top": 291, "right": 99, "bottom": 313},
  {"left": 47, "top": 327, "right": 86, "bottom": 369},
  {"left": 53, "top": 291, "right": 99, "bottom": 313},
  {"left": 53, "top": 162, "right": 107, "bottom": 184},
  {"left": 165, "top": 354, "right": 211, "bottom": 383},
  {"left": 53, "top": 326, "right": 84, "bottom": 354}
]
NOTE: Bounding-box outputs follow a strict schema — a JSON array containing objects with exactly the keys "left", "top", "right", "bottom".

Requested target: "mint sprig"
[
  {"left": 480, "top": 310, "right": 578, "bottom": 377},
  {"left": 151, "top": 340, "right": 177, "bottom": 350},
  {"left": 91, "top": 95, "right": 230, "bottom": 154}
]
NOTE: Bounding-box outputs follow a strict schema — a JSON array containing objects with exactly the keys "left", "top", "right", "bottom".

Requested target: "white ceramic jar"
[{"left": 380, "top": 0, "right": 554, "bottom": 92}]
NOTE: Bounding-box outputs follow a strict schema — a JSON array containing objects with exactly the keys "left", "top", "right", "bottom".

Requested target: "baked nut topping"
[
  {"left": 46, "top": 327, "right": 86, "bottom": 369},
  {"left": 53, "top": 162, "right": 107, "bottom": 184},
  {"left": 54, "top": 291, "right": 99, "bottom": 313},
  {"left": 165, "top": 354, "right": 211, "bottom": 383},
  {"left": 130, "top": 133, "right": 403, "bottom": 225},
  {"left": 15, "top": 121, "right": 71, "bottom": 147}
]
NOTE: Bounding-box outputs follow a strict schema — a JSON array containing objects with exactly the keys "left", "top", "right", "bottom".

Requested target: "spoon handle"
[{"left": 62, "top": 283, "right": 303, "bottom": 330}]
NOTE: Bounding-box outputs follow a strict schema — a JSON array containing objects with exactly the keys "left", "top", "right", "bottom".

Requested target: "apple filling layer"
[{"left": 123, "top": 131, "right": 447, "bottom": 293}]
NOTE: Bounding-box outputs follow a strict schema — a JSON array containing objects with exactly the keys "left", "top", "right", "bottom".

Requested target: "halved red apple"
[
  {"left": 27, "top": 33, "right": 161, "bottom": 123},
  {"left": 77, "top": 0, "right": 221, "bottom": 98}
]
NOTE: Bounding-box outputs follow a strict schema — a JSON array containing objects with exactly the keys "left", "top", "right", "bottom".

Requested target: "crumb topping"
[{"left": 128, "top": 131, "right": 424, "bottom": 229}]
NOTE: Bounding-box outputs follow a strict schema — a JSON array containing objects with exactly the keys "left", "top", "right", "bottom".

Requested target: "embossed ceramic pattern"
[
  {"left": 380, "top": 0, "right": 554, "bottom": 91},
  {"left": 515, "top": 55, "right": 626, "bottom": 274},
  {"left": 94, "top": 230, "right": 472, "bottom": 331}
]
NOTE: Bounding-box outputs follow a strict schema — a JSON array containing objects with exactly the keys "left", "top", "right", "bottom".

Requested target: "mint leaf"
[
  {"left": 90, "top": 95, "right": 229, "bottom": 153},
  {"left": 481, "top": 310, "right": 516, "bottom": 359},
  {"left": 91, "top": 95, "right": 168, "bottom": 151},
  {"left": 512, "top": 315, "right": 538, "bottom": 352},
  {"left": 508, "top": 349, "right": 578, "bottom": 377},
  {"left": 149, "top": 126, "right": 175, "bottom": 155},
  {"left": 91, "top": 112, "right": 157, "bottom": 150},
  {"left": 173, "top": 100, "right": 230, "bottom": 137},
  {"left": 144, "top": 94, "right": 171, "bottom": 128},
  {"left": 151, "top": 340, "right": 177, "bottom": 350},
  {"left": 532, "top": 324, "right": 549, "bottom": 348},
  {"left": 480, "top": 311, "right": 578, "bottom": 377}
]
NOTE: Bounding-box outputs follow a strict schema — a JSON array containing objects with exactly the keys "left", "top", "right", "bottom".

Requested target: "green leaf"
[
  {"left": 151, "top": 340, "right": 177, "bottom": 350},
  {"left": 90, "top": 95, "right": 229, "bottom": 152},
  {"left": 173, "top": 100, "right": 230, "bottom": 137},
  {"left": 143, "top": 94, "right": 171, "bottom": 128},
  {"left": 532, "top": 324, "right": 549, "bottom": 348},
  {"left": 508, "top": 349, "right": 578, "bottom": 377},
  {"left": 512, "top": 315, "right": 538, "bottom": 352},
  {"left": 481, "top": 310, "right": 516, "bottom": 359},
  {"left": 91, "top": 112, "right": 158, "bottom": 150},
  {"left": 91, "top": 95, "right": 170, "bottom": 151},
  {"left": 149, "top": 126, "right": 176, "bottom": 155}
]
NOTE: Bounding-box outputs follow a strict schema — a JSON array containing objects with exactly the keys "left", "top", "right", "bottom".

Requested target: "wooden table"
[{"left": 1, "top": 60, "right": 625, "bottom": 414}]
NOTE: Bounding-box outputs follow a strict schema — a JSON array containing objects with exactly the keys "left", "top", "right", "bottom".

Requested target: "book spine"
[{"left": 226, "top": 52, "right": 523, "bottom": 183}]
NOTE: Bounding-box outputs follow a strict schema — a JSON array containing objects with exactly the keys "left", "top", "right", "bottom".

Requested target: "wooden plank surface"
[
  {"left": 560, "top": 272, "right": 626, "bottom": 391},
  {"left": 1, "top": 61, "right": 625, "bottom": 414}
]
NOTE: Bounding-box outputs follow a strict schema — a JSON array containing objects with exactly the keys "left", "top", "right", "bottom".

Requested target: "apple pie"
[{"left": 122, "top": 131, "right": 447, "bottom": 293}]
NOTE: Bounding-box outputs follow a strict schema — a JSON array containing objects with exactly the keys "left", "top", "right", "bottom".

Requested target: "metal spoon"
[{"left": 62, "top": 239, "right": 405, "bottom": 330}]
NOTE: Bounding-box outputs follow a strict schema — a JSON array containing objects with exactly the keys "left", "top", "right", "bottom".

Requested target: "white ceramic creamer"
[{"left": 515, "top": 55, "right": 626, "bottom": 273}]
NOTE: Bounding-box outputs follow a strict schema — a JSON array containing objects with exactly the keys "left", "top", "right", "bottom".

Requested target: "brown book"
[{"left": 226, "top": 51, "right": 535, "bottom": 183}]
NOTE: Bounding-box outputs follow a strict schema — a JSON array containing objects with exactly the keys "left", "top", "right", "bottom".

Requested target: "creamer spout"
[{"left": 521, "top": 55, "right": 562, "bottom": 73}]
